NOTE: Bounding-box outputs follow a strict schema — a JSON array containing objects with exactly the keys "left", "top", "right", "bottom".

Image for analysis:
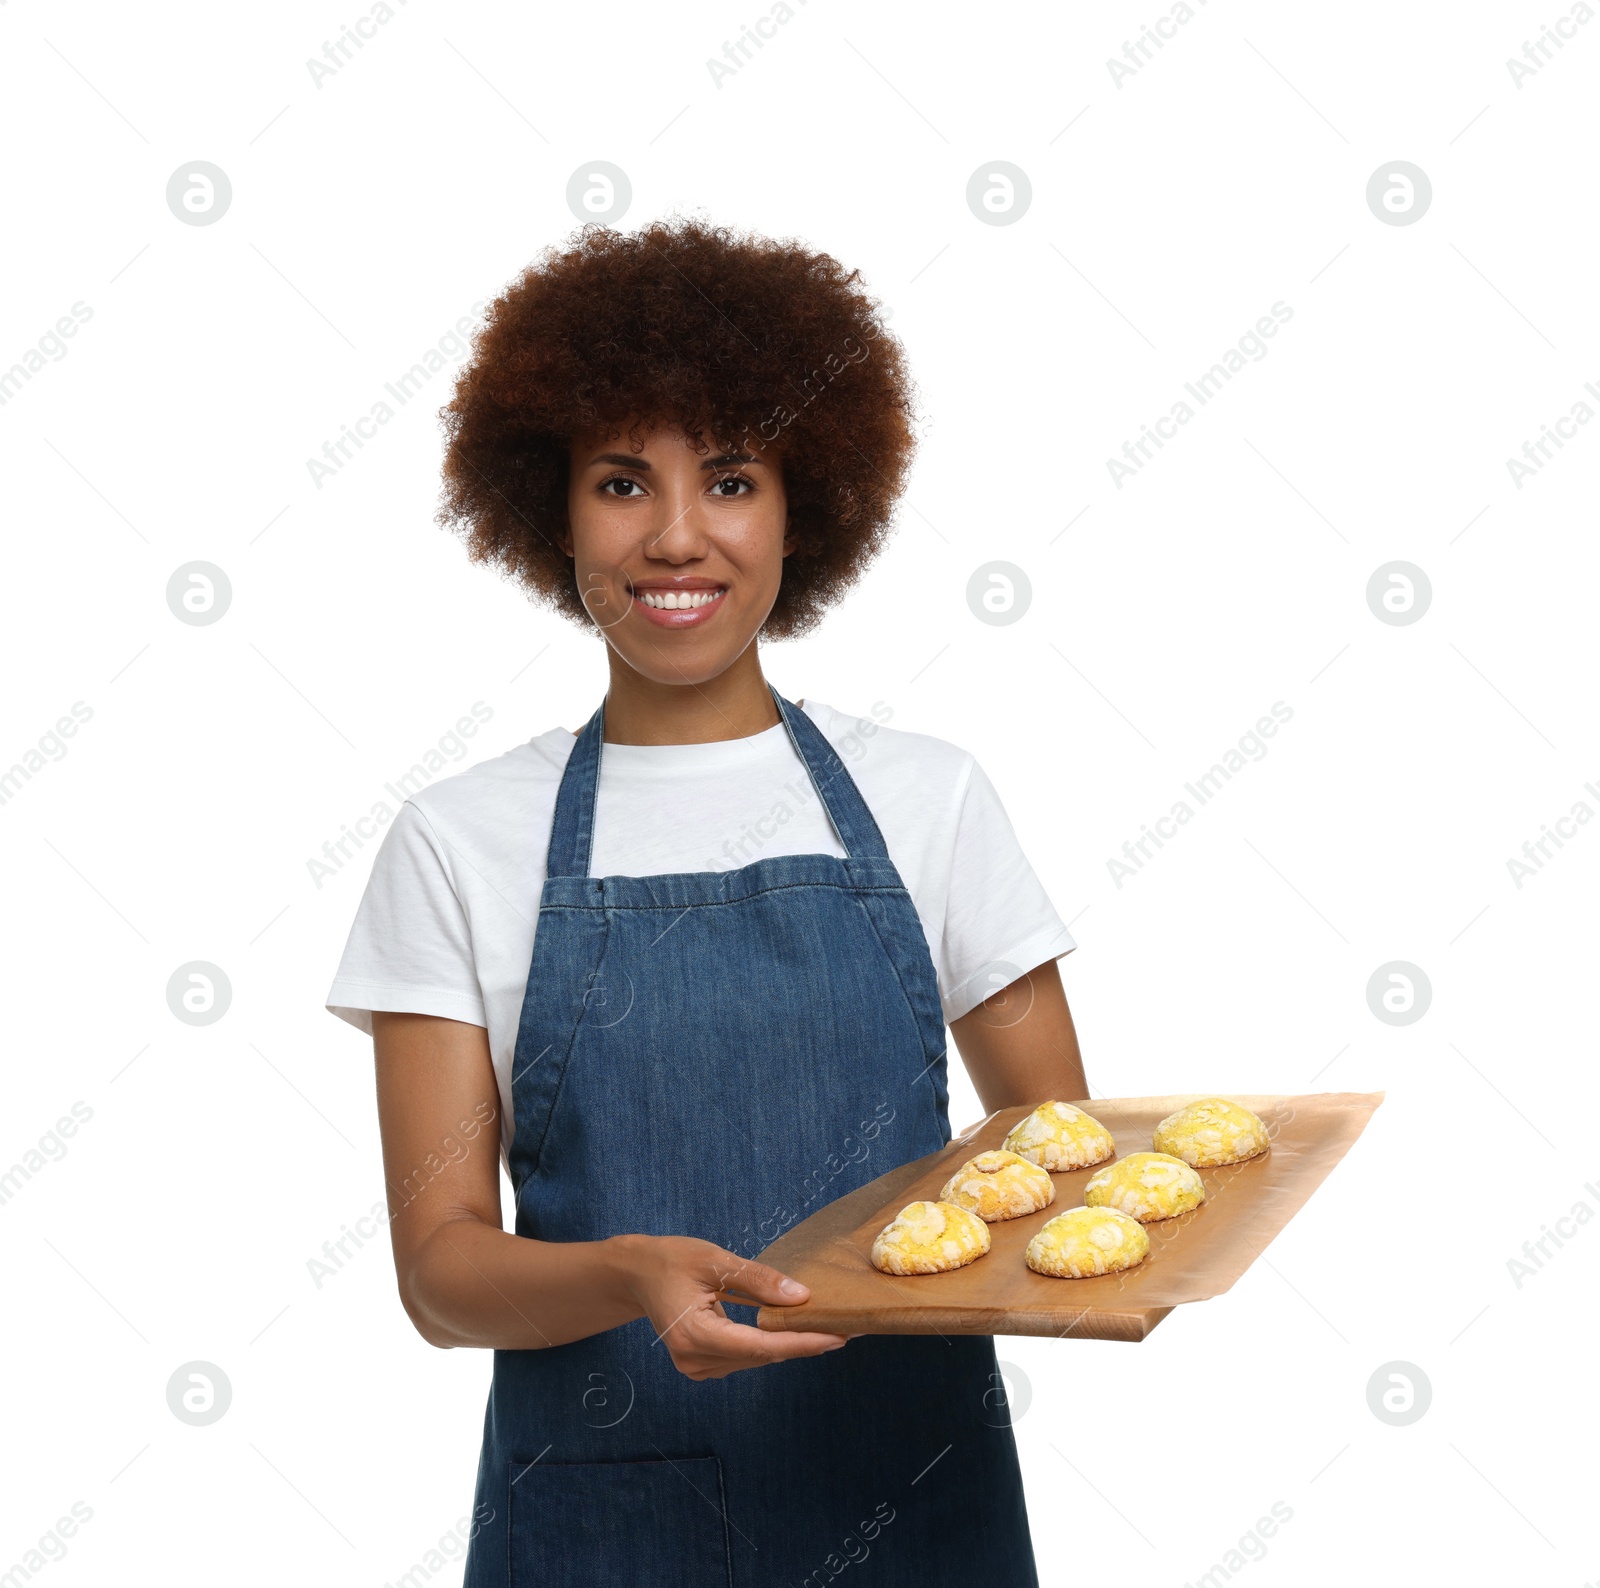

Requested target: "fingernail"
[
  {"left": 825, "top": 1339, "right": 848, "bottom": 1349},
  {"left": 779, "top": 1277, "right": 806, "bottom": 1298}
]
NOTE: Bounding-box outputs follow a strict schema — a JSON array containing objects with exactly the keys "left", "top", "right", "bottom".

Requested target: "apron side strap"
[{"left": 770, "top": 687, "right": 891, "bottom": 860}]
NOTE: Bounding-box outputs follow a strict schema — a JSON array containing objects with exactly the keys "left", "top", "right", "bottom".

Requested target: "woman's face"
[{"left": 564, "top": 422, "right": 792, "bottom": 685}]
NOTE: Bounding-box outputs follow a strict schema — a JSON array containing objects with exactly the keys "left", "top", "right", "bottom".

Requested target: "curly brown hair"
[{"left": 435, "top": 216, "right": 918, "bottom": 638}]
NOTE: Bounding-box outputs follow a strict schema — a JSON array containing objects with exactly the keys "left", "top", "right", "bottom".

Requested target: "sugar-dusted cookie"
[
  {"left": 1002, "top": 1100, "right": 1115, "bottom": 1171},
  {"left": 1084, "top": 1151, "right": 1205, "bottom": 1222},
  {"left": 938, "top": 1149, "right": 1055, "bottom": 1223},
  {"left": 1024, "top": 1206, "right": 1149, "bottom": 1279},
  {"left": 1152, "top": 1097, "right": 1268, "bottom": 1168},
  {"left": 870, "top": 1200, "right": 991, "bottom": 1275}
]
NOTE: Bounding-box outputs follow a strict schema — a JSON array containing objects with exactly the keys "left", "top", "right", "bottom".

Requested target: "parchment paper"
[{"left": 754, "top": 1092, "right": 1383, "bottom": 1342}]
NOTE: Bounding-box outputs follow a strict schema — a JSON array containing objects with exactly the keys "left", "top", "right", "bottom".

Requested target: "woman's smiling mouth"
[{"left": 631, "top": 582, "right": 727, "bottom": 627}]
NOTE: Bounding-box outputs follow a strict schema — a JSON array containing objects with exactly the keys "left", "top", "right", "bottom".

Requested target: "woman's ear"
[
  {"left": 558, "top": 525, "right": 574, "bottom": 558},
  {"left": 781, "top": 519, "right": 796, "bottom": 558}
]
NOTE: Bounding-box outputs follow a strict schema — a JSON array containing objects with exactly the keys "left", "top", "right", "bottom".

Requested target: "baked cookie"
[
  {"left": 1152, "top": 1098, "right": 1269, "bottom": 1168},
  {"left": 1024, "top": 1207, "right": 1149, "bottom": 1279},
  {"left": 1002, "top": 1101, "right": 1115, "bottom": 1171},
  {"left": 1084, "top": 1151, "right": 1205, "bottom": 1222},
  {"left": 938, "top": 1149, "right": 1055, "bottom": 1222},
  {"left": 870, "top": 1200, "right": 991, "bottom": 1275}
]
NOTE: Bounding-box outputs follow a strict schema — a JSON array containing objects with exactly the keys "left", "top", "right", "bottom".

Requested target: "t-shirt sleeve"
[
  {"left": 938, "top": 758, "right": 1077, "bottom": 1024},
  {"left": 324, "top": 800, "right": 489, "bottom": 1035}
]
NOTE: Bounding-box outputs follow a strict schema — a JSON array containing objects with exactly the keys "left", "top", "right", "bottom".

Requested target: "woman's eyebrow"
[{"left": 582, "top": 449, "right": 763, "bottom": 470}]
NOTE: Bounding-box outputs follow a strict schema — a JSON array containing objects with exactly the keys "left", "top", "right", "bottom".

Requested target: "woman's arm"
[
  {"left": 371, "top": 1010, "right": 849, "bottom": 1375},
  {"left": 947, "top": 958, "right": 1088, "bottom": 1114}
]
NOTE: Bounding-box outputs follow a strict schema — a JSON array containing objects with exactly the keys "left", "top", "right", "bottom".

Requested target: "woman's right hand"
[{"left": 615, "top": 1233, "right": 852, "bottom": 1380}]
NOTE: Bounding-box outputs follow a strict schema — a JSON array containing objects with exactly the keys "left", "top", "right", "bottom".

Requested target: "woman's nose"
[{"left": 645, "top": 491, "right": 711, "bottom": 561}]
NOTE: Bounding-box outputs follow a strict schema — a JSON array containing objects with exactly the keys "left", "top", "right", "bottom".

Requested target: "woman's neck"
[{"left": 600, "top": 640, "right": 781, "bottom": 745}]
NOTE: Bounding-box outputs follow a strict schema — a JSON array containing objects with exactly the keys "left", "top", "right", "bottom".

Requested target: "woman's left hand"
[{"left": 615, "top": 1232, "right": 853, "bottom": 1381}]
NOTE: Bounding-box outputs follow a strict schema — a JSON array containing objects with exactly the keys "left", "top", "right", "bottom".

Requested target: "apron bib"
[{"left": 464, "top": 689, "right": 1037, "bottom": 1587}]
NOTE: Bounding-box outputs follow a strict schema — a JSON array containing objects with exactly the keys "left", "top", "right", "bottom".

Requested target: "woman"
[{"left": 326, "top": 218, "right": 1087, "bottom": 1585}]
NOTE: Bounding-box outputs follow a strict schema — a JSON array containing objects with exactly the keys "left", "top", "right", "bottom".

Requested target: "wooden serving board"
[{"left": 754, "top": 1092, "right": 1383, "bottom": 1342}]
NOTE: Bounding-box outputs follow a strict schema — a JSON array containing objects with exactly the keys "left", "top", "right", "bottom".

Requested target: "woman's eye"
[
  {"left": 710, "top": 475, "right": 752, "bottom": 497},
  {"left": 601, "top": 477, "right": 644, "bottom": 497}
]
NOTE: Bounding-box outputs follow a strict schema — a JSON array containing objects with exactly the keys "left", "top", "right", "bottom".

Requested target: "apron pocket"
[{"left": 508, "top": 1453, "right": 732, "bottom": 1587}]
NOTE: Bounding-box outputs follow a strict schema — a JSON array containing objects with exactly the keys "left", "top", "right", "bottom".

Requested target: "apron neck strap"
[
  {"left": 544, "top": 687, "right": 890, "bottom": 879},
  {"left": 768, "top": 688, "right": 890, "bottom": 859},
  {"left": 546, "top": 699, "right": 607, "bottom": 880}
]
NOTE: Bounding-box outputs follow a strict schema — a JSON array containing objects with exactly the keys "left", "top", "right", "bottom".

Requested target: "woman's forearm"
[
  {"left": 372, "top": 1011, "right": 658, "bottom": 1351},
  {"left": 403, "top": 1218, "right": 649, "bottom": 1350},
  {"left": 950, "top": 959, "right": 1088, "bottom": 1112}
]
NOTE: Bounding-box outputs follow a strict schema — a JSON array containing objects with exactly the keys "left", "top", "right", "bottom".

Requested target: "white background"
[{"left": 2, "top": 1, "right": 1594, "bottom": 1583}]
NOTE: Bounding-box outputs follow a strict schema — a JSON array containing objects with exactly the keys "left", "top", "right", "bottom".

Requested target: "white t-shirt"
[{"left": 326, "top": 700, "right": 1076, "bottom": 1156}]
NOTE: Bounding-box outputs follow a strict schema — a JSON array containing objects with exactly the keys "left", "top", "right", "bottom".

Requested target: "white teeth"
[{"left": 638, "top": 589, "right": 721, "bottom": 610}]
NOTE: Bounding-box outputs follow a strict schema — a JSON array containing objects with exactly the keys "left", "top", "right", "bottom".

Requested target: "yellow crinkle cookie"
[
  {"left": 1152, "top": 1097, "right": 1269, "bottom": 1168},
  {"left": 870, "top": 1200, "right": 992, "bottom": 1275},
  {"left": 1002, "top": 1100, "right": 1115, "bottom": 1171},
  {"left": 1084, "top": 1151, "right": 1205, "bottom": 1222},
  {"left": 938, "top": 1149, "right": 1056, "bottom": 1222},
  {"left": 1024, "top": 1207, "right": 1150, "bottom": 1278}
]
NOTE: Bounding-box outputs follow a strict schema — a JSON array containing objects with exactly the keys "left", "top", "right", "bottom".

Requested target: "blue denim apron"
[{"left": 463, "top": 689, "right": 1037, "bottom": 1587}]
